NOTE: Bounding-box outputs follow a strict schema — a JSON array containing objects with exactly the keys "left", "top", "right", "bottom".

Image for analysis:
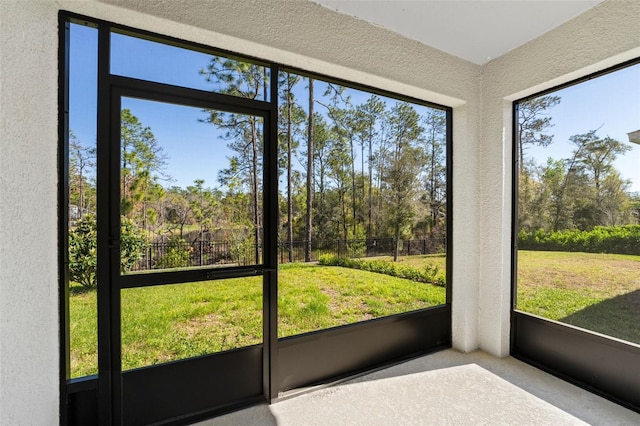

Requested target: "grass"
[
  {"left": 69, "top": 262, "right": 445, "bottom": 377},
  {"left": 69, "top": 250, "right": 640, "bottom": 378},
  {"left": 516, "top": 250, "right": 640, "bottom": 344},
  {"left": 278, "top": 263, "right": 445, "bottom": 337}
]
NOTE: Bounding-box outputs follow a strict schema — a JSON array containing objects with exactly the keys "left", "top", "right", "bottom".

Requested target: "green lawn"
[
  {"left": 516, "top": 250, "right": 640, "bottom": 344},
  {"left": 69, "top": 250, "right": 640, "bottom": 378},
  {"left": 70, "top": 262, "right": 445, "bottom": 377}
]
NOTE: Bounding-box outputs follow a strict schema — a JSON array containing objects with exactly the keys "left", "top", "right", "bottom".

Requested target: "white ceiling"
[{"left": 314, "top": 0, "right": 604, "bottom": 65}]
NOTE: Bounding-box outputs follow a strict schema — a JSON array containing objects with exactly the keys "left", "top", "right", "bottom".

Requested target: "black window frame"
[{"left": 510, "top": 57, "right": 640, "bottom": 414}]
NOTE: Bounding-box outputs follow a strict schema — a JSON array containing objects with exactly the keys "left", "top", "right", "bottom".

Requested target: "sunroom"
[{"left": 0, "top": 1, "right": 638, "bottom": 425}]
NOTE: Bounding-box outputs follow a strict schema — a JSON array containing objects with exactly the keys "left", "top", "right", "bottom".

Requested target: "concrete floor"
[{"left": 200, "top": 349, "right": 640, "bottom": 425}]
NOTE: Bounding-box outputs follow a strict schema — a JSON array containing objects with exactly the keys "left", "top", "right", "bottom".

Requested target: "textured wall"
[
  {"left": 0, "top": 1, "right": 60, "bottom": 424},
  {"left": 478, "top": 0, "right": 640, "bottom": 357}
]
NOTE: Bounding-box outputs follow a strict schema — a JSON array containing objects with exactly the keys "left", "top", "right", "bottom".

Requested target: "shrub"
[
  {"left": 119, "top": 216, "right": 147, "bottom": 272},
  {"left": 69, "top": 214, "right": 146, "bottom": 289},
  {"left": 318, "top": 254, "right": 445, "bottom": 287},
  {"left": 156, "top": 237, "right": 191, "bottom": 269},
  {"left": 68, "top": 215, "right": 98, "bottom": 288},
  {"left": 518, "top": 225, "right": 640, "bottom": 255}
]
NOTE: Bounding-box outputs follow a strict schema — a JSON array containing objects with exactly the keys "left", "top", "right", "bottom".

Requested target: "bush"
[
  {"left": 156, "top": 237, "right": 191, "bottom": 269},
  {"left": 318, "top": 254, "right": 445, "bottom": 287},
  {"left": 119, "top": 216, "right": 147, "bottom": 272},
  {"left": 518, "top": 225, "right": 640, "bottom": 255},
  {"left": 68, "top": 215, "right": 97, "bottom": 289},
  {"left": 69, "top": 214, "right": 146, "bottom": 289}
]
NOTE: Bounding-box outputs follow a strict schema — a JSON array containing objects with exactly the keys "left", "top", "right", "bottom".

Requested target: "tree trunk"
[
  {"left": 305, "top": 79, "right": 314, "bottom": 262},
  {"left": 251, "top": 118, "right": 260, "bottom": 263},
  {"left": 393, "top": 224, "right": 400, "bottom": 262},
  {"left": 78, "top": 169, "right": 84, "bottom": 219},
  {"left": 350, "top": 135, "right": 357, "bottom": 237},
  {"left": 286, "top": 76, "right": 293, "bottom": 263},
  {"left": 367, "top": 131, "right": 373, "bottom": 239}
]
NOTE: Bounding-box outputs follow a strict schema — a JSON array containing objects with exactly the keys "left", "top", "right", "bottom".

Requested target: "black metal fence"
[
  {"left": 277, "top": 237, "right": 445, "bottom": 264},
  {"left": 133, "top": 237, "right": 445, "bottom": 271}
]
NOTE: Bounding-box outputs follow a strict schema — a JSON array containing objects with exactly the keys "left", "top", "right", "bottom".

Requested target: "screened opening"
[
  {"left": 276, "top": 71, "right": 448, "bottom": 338},
  {"left": 514, "top": 61, "right": 640, "bottom": 345},
  {"left": 110, "top": 31, "right": 270, "bottom": 101},
  {"left": 67, "top": 21, "right": 98, "bottom": 379},
  {"left": 61, "top": 13, "right": 452, "bottom": 424},
  {"left": 119, "top": 97, "right": 265, "bottom": 274},
  {"left": 121, "top": 277, "right": 263, "bottom": 371}
]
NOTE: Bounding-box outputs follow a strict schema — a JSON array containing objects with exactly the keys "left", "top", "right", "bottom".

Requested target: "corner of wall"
[{"left": 475, "top": 0, "right": 640, "bottom": 358}]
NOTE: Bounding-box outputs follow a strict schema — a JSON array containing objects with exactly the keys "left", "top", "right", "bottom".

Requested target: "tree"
[
  {"left": 164, "top": 186, "right": 193, "bottom": 238},
  {"left": 326, "top": 131, "right": 351, "bottom": 240},
  {"left": 69, "top": 131, "right": 96, "bottom": 220},
  {"left": 310, "top": 114, "right": 333, "bottom": 241},
  {"left": 599, "top": 172, "right": 632, "bottom": 226},
  {"left": 517, "top": 95, "right": 561, "bottom": 173},
  {"left": 540, "top": 158, "right": 571, "bottom": 231},
  {"left": 187, "top": 179, "right": 220, "bottom": 241},
  {"left": 120, "top": 108, "right": 168, "bottom": 234},
  {"left": 318, "top": 84, "right": 361, "bottom": 239},
  {"left": 202, "top": 58, "right": 267, "bottom": 263},
  {"left": 550, "top": 133, "right": 591, "bottom": 232},
  {"left": 517, "top": 95, "right": 561, "bottom": 234},
  {"left": 544, "top": 130, "right": 632, "bottom": 231},
  {"left": 380, "top": 103, "right": 425, "bottom": 261},
  {"left": 305, "top": 77, "right": 315, "bottom": 262},
  {"left": 69, "top": 214, "right": 146, "bottom": 288},
  {"left": 278, "top": 71, "right": 305, "bottom": 262},
  {"left": 354, "top": 96, "right": 386, "bottom": 238},
  {"left": 421, "top": 109, "right": 447, "bottom": 236},
  {"left": 570, "top": 131, "right": 631, "bottom": 228}
]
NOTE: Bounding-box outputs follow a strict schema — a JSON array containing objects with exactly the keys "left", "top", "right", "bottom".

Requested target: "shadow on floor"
[{"left": 203, "top": 350, "right": 639, "bottom": 425}]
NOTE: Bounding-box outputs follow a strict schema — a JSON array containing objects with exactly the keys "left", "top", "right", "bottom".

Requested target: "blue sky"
[
  {"left": 526, "top": 63, "right": 640, "bottom": 192},
  {"left": 69, "top": 23, "right": 640, "bottom": 192}
]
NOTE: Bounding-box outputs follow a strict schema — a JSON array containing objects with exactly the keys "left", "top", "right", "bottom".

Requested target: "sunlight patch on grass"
[{"left": 278, "top": 264, "right": 445, "bottom": 337}]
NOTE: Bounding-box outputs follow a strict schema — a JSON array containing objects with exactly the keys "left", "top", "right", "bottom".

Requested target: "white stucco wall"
[
  {"left": 478, "top": 0, "right": 640, "bottom": 357},
  {"left": 0, "top": 0, "right": 637, "bottom": 422},
  {"left": 1, "top": 2, "right": 61, "bottom": 424}
]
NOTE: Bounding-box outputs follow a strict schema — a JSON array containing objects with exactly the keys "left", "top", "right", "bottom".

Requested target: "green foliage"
[
  {"left": 156, "top": 237, "right": 191, "bottom": 269},
  {"left": 69, "top": 215, "right": 98, "bottom": 289},
  {"left": 229, "top": 228, "right": 256, "bottom": 265},
  {"left": 120, "top": 108, "right": 167, "bottom": 224},
  {"left": 69, "top": 215, "right": 146, "bottom": 289},
  {"left": 346, "top": 225, "right": 367, "bottom": 258},
  {"left": 519, "top": 128, "right": 634, "bottom": 233},
  {"left": 120, "top": 216, "right": 148, "bottom": 272},
  {"left": 518, "top": 225, "right": 640, "bottom": 255},
  {"left": 318, "top": 255, "right": 445, "bottom": 287}
]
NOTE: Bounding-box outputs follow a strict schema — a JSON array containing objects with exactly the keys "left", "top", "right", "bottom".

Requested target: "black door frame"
[
  {"left": 60, "top": 12, "right": 452, "bottom": 425},
  {"left": 101, "top": 81, "right": 276, "bottom": 424}
]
